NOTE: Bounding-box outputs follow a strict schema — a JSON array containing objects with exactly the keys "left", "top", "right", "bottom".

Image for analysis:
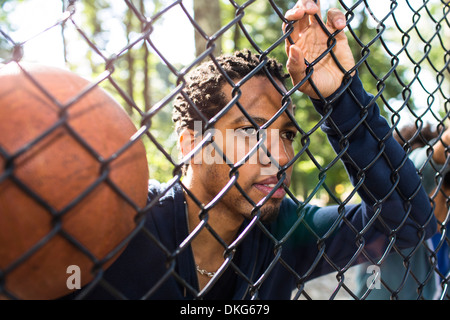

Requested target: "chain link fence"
[{"left": 0, "top": 0, "right": 449, "bottom": 300}]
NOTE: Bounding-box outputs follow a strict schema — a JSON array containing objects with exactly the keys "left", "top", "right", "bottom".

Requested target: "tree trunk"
[
  {"left": 140, "top": 0, "right": 151, "bottom": 112},
  {"left": 193, "top": 0, "right": 222, "bottom": 57}
]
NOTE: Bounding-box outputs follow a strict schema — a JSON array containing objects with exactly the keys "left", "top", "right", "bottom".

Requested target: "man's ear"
[{"left": 178, "top": 128, "right": 196, "bottom": 158}]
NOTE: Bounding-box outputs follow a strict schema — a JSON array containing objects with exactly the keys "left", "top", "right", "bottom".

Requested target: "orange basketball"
[{"left": 0, "top": 63, "right": 149, "bottom": 299}]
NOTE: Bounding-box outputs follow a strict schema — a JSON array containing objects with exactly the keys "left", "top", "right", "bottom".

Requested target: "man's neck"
[
  {"left": 185, "top": 194, "right": 242, "bottom": 255},
  {"left": 183, "top": 182, "right": 243, "bottom": 290}
]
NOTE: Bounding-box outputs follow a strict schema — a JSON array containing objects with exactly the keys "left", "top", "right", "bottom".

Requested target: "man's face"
[{"left": 190, "top": 76, "right": 296, "bottom": 223}]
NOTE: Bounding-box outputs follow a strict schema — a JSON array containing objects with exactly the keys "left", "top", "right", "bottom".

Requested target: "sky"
[{"left": 4, "top": 0, "right": 196, "bottom": 73}]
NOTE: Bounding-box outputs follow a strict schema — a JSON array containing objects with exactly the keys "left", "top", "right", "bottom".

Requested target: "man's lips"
[{"left": 253, "top": 176, "right": 289, "bottom": 199}]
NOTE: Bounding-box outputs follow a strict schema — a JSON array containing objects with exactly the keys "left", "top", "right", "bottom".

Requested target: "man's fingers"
[
  {"left": 286, "top": 45, "right": 306, "bottom": 85},
  {"left": 326, "top": 8, "right": 347, "bottom": 31},
  {"left": 284, "top": 0, "right": 320, "bottom": 34},
  {"left": 284, "top": 0, "right": 319, "bottom": 21}
]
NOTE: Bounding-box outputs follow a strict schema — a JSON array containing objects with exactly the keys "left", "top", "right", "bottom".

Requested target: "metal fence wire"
[{"left": 0, "top": 0, "right": 449, "bottom": 300}]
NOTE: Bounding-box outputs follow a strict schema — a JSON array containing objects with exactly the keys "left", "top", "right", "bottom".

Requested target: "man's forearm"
[{"left": 311, "top": 74, "right": 437, "bottom": 248}]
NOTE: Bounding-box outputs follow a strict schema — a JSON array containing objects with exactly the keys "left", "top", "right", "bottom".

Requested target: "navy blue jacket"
[{"left": 75, "top": 75, "right": 437, "bottom": 300}]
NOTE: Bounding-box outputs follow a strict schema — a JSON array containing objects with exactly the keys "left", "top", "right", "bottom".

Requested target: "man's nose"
[{"left": 259, "top": 129, "right": 291, "bottom": 169}]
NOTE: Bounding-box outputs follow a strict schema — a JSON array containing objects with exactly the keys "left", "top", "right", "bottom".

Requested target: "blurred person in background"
[{"left": 355, "top": 123, "right": 449, "bottom": 299}]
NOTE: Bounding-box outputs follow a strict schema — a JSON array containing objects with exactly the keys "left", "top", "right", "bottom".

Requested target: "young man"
[{"left": 74, "top": 0, "right": 437, "bottom": 299}]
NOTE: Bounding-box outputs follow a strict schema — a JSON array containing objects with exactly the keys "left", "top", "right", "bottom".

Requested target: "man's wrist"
[{"left": 309, "top": 71, "right": 377, "bottom": 135}]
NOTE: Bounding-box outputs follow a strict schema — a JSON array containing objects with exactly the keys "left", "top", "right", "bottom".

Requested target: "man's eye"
[
  {"left": 236, "top": 127, "right": 258, "bottom": 136},
  {"left": 281, "top": 131, "right": 297, "bottom": 141}
]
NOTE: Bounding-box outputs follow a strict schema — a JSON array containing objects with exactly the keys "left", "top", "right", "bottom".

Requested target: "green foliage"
[{"left": 73, "top": 0, "right": 181, "bottom": 183}]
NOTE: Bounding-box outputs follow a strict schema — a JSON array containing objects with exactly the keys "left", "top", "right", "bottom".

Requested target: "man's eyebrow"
[
  {"left": 230, "top": 115, "right": 297, "bottom": 130},
  {"left": 230, "top": 116, "right": 268, "bottom": 127}
]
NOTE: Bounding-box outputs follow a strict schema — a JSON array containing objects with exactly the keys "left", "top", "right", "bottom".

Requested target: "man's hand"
[{"left": 284, "top": 0, "right": 355, "bottom": 99}]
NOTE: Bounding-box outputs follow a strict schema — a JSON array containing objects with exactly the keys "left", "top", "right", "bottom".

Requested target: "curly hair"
[{"left": 172, "top": 49, "right": 288, "bottom": 134}]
